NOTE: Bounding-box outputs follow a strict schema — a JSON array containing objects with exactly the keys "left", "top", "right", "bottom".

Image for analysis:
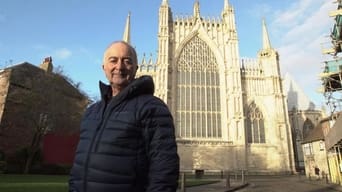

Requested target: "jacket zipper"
[
  {"left": 82, "top": 102, "right": 107, "bottom": 192},
  {"left": 82, "top": 98, "right": 122, "bottom": 191},
  {"left": 93, "top": 99, "right": 121, "bottom": 152}
]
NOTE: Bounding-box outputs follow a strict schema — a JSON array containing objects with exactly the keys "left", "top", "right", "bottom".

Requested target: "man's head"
[{"left": 102, "top": 41, "right": 138, "bottom": 95}]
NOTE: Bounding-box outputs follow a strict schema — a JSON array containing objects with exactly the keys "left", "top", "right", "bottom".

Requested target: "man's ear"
[
  {"left": 132, "top": 65, "right": 138, "bottom": 78},
  {"left": 102, "top": 64, "right": 105, "bottom": 70}
]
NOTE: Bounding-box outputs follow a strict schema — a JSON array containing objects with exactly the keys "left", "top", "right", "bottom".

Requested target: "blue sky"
[{"left": 0, "top": 0, "right": 336, "bottom": 107}]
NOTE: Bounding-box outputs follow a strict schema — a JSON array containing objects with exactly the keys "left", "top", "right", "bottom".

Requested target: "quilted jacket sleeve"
[{"left": 140, "top": 97, "right": 180, "bottom": 192}]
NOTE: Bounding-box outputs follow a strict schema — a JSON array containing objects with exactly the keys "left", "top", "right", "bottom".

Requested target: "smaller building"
[
  {"left": 289, "top": 109, "right": 323, "bottom": 172},
  {"left": 0, "top": 57, "right": 88, "bottom": 172},
  {"left": 302, "top": 118, "right": 330, "bottom": 179},
  {"left": 325, "top": 113, "right": 342, "bottom": 184}
]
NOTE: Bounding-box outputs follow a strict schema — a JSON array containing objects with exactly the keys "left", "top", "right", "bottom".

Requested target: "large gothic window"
[
  {"left": 246, "top": 102, "right": 265, "bottom": 143},
  {"left": 176, "top": 36, "right": 221, "bottom": 139},
  {"left": 302, "top": 118, "right": 314, "bottom": 139}
]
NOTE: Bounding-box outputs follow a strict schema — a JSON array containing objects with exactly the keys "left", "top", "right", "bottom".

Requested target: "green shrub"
[
  {"left": 0, "top": 161, "right": 6, "bottom": 173},
  {"left": 0, "top": 150, "right": 6, "bottom": 173},
  {"left": 0, "top": 151, "right": 5, "bottom": 161},
  {"left": 30, "top": 164, "right": 72, "bottom": 175}
]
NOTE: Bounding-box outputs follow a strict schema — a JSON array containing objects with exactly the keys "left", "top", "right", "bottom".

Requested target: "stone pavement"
[
  {"left": 302, "top": 177, "right": 342, "bottom": 192},
  {"left": 176, "top": 179, "right": 248, "bottom": 192},
  {"left": 176, "top": 175, "right": 342, "bottom": 192}
]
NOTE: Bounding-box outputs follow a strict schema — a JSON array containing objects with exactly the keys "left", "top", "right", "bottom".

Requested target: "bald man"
[{"left": 69, "top": 41, "right": 179, "bottom": 192}]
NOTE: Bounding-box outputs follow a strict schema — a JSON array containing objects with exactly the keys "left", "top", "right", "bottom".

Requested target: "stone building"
[
  {"left": 0, "top": 57, "right": 88, "bottom": 168},
  {"left": 133, "top": 0, "right": 295, "bottom": 174},
  {"left": 288, "top": 109, "right": 323, "bottom": 172},
  {"left": 284, "top": 73, "right": 324, "bottom": 172},
  {"left": 325, "top": 113, "right": 342, "bottom": 184},
  {"left": 301, "top": 117, "right": 330, "bottom": 179}
]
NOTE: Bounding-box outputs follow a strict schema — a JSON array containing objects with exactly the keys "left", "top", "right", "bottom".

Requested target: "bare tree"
[
  {"left": 23, "top": 113, "right": 49, "bottom": 174},
  {"left": 6, "top": 64, "right": 88, "bottom": 174}
]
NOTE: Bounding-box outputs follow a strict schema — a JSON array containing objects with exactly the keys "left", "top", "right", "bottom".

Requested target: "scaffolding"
[
  {"left": 321, "top": 0, "right": 342, "bottom": 114},
  {"left": 321, "top": 0, "right": 342, "bottom": 186}
]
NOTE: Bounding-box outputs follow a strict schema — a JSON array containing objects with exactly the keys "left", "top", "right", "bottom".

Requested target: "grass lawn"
[
  {"left": 0, "top": 174, "right": 220, "bottom": 192},
  {"left": 0, "top": 174, "right": 68, "bottom": 192}
]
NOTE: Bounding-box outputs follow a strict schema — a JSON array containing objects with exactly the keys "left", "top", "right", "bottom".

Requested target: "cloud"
[
  {"left": 273, "top": 0, "right": 314, "bottom": 28},
  {"left": 77, "top": 47, "right": 101, "bottom": 65},
  {"left": 275, "top": 1, "right": 334, "bottom": 45},
  {"left": 32, "top": 45, "right": 72, "bottom": 60},
  {"left": 79, "top": 47, "right": 90, "bottom": 55},
  {"left": 247, "top": 3, "right": 273, "bottom": 19},
  {"left": 32, "top": 44, "right": 49, "bottom": 51},
  {"left": 267, "top": 0, "right": 336, "bottom": 105},
  {"left": 53, "top": 48, "right": 72, "bottom": 60}
]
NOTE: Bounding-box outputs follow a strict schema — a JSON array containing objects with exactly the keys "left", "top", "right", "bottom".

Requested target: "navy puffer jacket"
[{"left": 69, "top": 76, "right": 179, "bottom": 192}]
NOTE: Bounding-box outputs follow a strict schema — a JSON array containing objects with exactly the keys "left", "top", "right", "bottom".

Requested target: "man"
[{"left": 69, "top": 41, "right": 179, "bottom": 192}]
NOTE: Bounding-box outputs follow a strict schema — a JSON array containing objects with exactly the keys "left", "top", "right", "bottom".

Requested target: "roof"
[
  {"left": 325, "top": 114, "right": 342, "bottom": 150},
  {"left": 4, "top": 62, "right": 35, "bottom": 69},
  {"left": 2, "top": 61, "right": 87, "bottom": 100},
  {"left": 302, "top": 121, "right": 325, "bottom": 144}
]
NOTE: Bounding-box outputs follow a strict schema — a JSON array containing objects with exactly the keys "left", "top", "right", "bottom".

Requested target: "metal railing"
[{"left": 178, "top": 169, "right": 248, "bottom": 192}]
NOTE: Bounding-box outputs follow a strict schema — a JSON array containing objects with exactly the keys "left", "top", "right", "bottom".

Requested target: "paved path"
[
  {"left": 177, "top": 179, "right": 247, "bottom": 192},
  {"left": 236, "top": 175, "right": 342, "bottom": 192},
  {"left": 302, "top": 177, "right": 342, "bottom": 192},
  {"left": 177, "top": 175, "right": 342, "bottom": 192}
]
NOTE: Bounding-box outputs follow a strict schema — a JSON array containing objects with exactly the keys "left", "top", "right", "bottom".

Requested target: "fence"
[{"left": 179, "top": 169, "right": 247, "bottom": 192}]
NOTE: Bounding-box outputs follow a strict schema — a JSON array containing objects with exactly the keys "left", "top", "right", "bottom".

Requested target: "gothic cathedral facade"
[{"left": 135, "top": 0, "right": 295, "bottom": 174}]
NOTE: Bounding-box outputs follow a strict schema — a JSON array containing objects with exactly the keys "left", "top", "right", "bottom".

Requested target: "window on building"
[
  {"left": 303, "top": 143, "right": 313, "bottom": 155},
  {"left": 246, "top": 102, "right": 265, "bottom": 143},
  {"left": 303, "top": 118, "right": 314, "bottom": 139},
  {"left": 319, "top": 141, "right": 325, "bottom": 151},
  {"left": 176, "top": 36, "right": 221, "bottom": 139}
]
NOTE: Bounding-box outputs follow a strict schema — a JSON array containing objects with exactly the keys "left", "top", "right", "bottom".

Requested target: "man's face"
[{"left": 102, "top": 42, "right": 138, "bottom": 93}]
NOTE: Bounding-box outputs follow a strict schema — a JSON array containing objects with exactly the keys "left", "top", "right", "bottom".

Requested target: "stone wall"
[
  {"left": 0, "top": 70, "right": 10, "bottom": 126},
  {"left": 178, "top": 142, "right": 246, "bottom": 171}
]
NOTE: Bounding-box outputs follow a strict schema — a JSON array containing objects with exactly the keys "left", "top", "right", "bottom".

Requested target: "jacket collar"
[{"left": 99, "top": 75, "right": 155, "bottom": 102}]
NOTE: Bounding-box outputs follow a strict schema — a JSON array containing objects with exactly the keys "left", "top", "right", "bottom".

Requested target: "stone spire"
[
  {"left": 224, "top": 0, "right": 229, "bottom": 10},
  {"left": 262, "top": 18, "right": 272, "bottom": 50},
  {"left": 258, "top": 18, "right": 279, "bottom": 77},
  {"left": 193, "top": 0, "right": 200, "bottom": 19},
  {"left": 162, "top": 0, "right": 168, "bottom": 5},
  {"left": 122, "top": 12, "right": 131, "bottom": 44}
]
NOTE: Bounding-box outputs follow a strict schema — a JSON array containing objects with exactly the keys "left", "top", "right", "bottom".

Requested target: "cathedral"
[{"left": 133, "top": 0, "right": 295, "bottom": 174}]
